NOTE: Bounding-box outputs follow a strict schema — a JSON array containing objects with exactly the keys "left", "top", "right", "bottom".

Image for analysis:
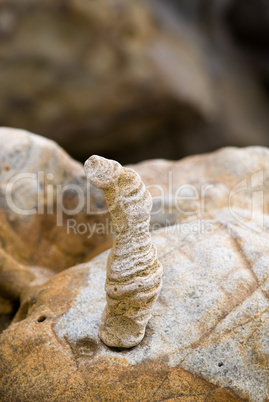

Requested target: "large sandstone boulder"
[
  {"left": 0, "top": 131, "right": 268, "bottom": 399},
  {"left": 1, "top": 129, "right": 269, "bottom": 331},
  {"left": 0, "top": 212, "right": 268, "bottom": 401}
]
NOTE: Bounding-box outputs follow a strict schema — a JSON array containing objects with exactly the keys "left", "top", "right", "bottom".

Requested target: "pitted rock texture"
[{"left": 0, "top": 212, "right": 268, "bottom": 401}]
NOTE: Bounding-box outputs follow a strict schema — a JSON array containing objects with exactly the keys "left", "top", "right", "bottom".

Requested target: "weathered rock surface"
[
  {"left": 1, "top": 0, "right": 269, "bottom": 163},
  {"left": 131, "top": 146, "right": 269, "bottom": 228},
  {"left": 1, "top": 130, "right": 269, "bottom": 335},
  {"left": 0, "top": 127, "right": 111, "bottom": 331},
  {"left": 0, "top": 212, "right": 268, "bottom": 401},
  {"left": 1, "top": 133, "right": 269, "bottom": 399},
  {"left": 2, "top": 128, "right": 269, "bottom": 272},
  {"left": 0, "top": 127, "right": 111, "bottom": 270}
]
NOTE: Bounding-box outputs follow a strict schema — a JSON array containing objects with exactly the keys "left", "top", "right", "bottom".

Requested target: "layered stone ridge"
[{"left": 84, "top": 155, "right": 163, "bottom": 347}]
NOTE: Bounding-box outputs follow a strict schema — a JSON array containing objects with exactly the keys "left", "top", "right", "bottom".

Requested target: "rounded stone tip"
[{"left": 84, "top": 155, "right": 122, "bottom": 189}]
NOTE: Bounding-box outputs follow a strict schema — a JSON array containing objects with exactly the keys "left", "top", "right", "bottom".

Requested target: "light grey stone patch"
[
  {"left": 181, "top": 290, "right": 269, "bottom": 402},
  {"left": 54, "top": 255, "right": 108, "bottom": 342},
  {"left": 54, "top": 217, "right": 269, "bottom": 399},
  {"left": 228, "top": 223, "right": 269, "bottom": 297}
]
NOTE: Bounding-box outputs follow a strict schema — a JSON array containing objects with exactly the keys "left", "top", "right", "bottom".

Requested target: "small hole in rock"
[
  {"left": 218, "top": 362, "right": 224, "bottom": 367},
  {"left": 114, "top": 287, "right": 117, "bottom": 291},
  {"left": 37, "top": 315, "right": 47, "bottom": 323}
]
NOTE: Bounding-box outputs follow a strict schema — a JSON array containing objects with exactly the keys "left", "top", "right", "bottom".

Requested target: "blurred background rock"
[{"left": 0, "top": 0, "right": 269, "bottom": 165}]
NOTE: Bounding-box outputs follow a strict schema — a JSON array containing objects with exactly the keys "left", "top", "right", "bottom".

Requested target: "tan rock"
[
  {"left": 0, "top": 127, "right": 112, "bottom": 331},
  {"left": 0, "top": 212, "right": 268, "bottom": 401},
  {"left": 131, "top": 146, "right": 269, "bottom": 228},
  {"left": 1, "top": 130, "right": 268, "bottom": 273},
  {"left": 0, "top": 127, "right": 111, "bottom": 271},
  {"left": 1, "top": 136, "right": 269, "bottom": 399}
]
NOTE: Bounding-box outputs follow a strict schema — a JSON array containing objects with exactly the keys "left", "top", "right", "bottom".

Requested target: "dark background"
[{"left": 1, "top": 0, "right": 269, "bottom": 165}]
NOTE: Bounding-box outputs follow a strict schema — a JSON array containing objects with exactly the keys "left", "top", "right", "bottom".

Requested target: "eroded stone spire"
[{"left": 84, "top": 155, "right": 163, "bottom": 348}]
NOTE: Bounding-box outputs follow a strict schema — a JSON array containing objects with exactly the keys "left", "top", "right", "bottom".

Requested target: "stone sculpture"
[{"left": 84, "top": 155, "right": 163, "bottom": 347}]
